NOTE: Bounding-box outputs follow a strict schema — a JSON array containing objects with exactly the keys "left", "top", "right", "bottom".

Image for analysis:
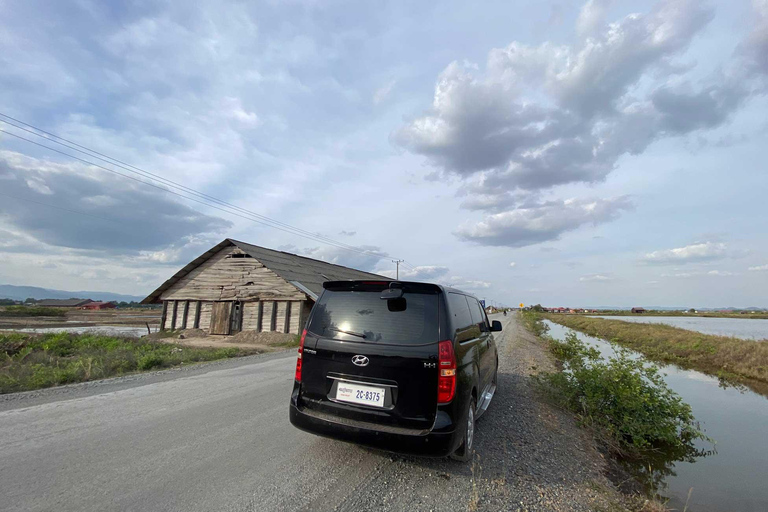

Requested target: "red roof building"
[{"left": 80, "top": 301, "right": 116, "bottom": 310}]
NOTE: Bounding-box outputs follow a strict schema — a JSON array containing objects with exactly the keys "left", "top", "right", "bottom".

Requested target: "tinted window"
[
  {"left": 468, "top": 297, "right": 489, "bottom": 332},
  {"left": 447, "top": 292, "right": 472, "bottom": 330},
  {"left": 308, "top": 290, "right": 439, "bottom": 345}
]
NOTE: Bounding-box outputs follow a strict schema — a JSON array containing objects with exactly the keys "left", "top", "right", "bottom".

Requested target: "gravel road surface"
[{"left": 0, "top": 313, "right": 625, "bottom": 511}]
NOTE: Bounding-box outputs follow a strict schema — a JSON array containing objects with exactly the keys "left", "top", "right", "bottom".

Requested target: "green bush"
[
  {"left": 521, "top": 310, "right": 549, "bottom": 337},
  {"left": 539, "top": 332, "right": 709, "bottom": 455},
  {"left": 0, "top": 306, "right": 67, "bottom": 317}
]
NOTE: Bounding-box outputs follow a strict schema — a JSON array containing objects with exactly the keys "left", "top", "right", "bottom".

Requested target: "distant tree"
[
  {"left": 688, "top": 308, "right": 696, "bottom": 313},
  {"left": 24, "top": 297, "right": 38, "bottom": 304},
  {"left": 531, "top": 304, "right": 544, "bottom": 312}
]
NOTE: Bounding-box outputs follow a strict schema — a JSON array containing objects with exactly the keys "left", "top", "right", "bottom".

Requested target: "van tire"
[{"left": 450, "top": 398, "right": 475, "bottom": 462}]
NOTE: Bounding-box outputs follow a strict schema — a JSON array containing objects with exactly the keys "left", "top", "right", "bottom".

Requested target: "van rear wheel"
[{"left": 450, "top": 398, "right": 475, "bottom": 462}]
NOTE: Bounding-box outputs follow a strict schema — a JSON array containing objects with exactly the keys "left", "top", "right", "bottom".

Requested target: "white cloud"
[
  {"left": 373, "top": 80, "right": 397, "bottom": 104},
  {"left": 395, "top": 0, "right": 768, "bottom": 249},
  {"left": 509, "top": 262, "right": 516, "bottom": 268},
  {"left": 442, "top": 277, "right": 492, "bottom": 291},
  {"left": 661, "top": 269, "right": 736, "bottom": 278},
  {"left": 748, "top": 264, "right": 768, "bottom": 271},
  {"left": 394, "top": 0, "right": 739, "bottom": 195},
  {"left": 579, "top": 274, "right": 613, "bottom": 282},
  {"left": 455, "top": 196, "right": 632, "bottom": 247},
  {"left": 379, "top": 265, "right": 450, "bottom": 281},
  {"left": 576, "top": 0, "right": 613, "bottom": 38},
  {"left": 707, "top": 270, "right": 735, "bottom": 276},
  {"left": 278, "top": 244, "right": 388, "bottom": 273},
  {"left": 643, "top": 242, "right": 727, "bottom": 265}
]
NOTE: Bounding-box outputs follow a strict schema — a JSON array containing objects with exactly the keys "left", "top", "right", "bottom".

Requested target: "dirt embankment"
[{"left": 153, "top": 329, "right": 297, "bottom": 352}]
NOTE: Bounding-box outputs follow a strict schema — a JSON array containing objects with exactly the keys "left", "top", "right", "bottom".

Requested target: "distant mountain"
[{"left": 0, "top": 284, "right": 144, "bottom": 303}]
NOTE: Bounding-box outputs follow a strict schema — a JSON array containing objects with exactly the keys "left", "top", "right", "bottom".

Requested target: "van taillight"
[
  {"left": 437, "top": 340, "right": 456, "bottom": 404},
  {"left": 295, "top": 329, "right": 306, "bottom": 382}
]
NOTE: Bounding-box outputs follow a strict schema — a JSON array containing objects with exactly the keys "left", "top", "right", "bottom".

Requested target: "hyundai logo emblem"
[{"left": 351, "top": 355, "right": 369, "bottom": 367}]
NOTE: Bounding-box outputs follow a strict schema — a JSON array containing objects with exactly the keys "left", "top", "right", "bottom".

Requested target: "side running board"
[{"left": 475, "top": 382, "right": 496, "bottom": 419}]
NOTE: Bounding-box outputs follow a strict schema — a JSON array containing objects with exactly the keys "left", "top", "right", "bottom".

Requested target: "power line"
[
  {"left": 0, "top": 112, "right": 382, "bottom": 259},
  {"left": 0, "top": 125, "right": 401, "bottom": 262}
]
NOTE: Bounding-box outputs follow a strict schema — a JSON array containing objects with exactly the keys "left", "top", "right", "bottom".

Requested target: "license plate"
[{"left": 335, "top": 382, "right": 386, "bottom": 408}]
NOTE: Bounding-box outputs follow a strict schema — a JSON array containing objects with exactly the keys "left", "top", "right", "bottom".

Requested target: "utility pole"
[{"left": 392, "top": 259, "right": 404, "bottom": 279}]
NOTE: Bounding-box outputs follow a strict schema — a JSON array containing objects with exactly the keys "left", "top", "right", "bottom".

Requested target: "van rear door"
[{"left": 299, "top": 282, "right": 443, "bottom": 431}]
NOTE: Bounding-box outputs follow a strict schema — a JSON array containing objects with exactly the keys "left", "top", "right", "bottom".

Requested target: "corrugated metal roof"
[{"left": 142, "top": 239, "right": 391, "bottom": 304}]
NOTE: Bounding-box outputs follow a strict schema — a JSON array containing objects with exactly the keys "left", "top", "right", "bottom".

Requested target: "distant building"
[
  {"left": 36, "top": 298, "right": 93, "bottom": 308},
  {"left": 80, "top": 301, "right": 116, "bottom": 310},
  {"left": 631, "top": 307, "right": 646, "bottom": 314}
]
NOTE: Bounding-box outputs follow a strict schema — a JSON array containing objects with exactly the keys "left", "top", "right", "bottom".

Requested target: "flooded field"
[
  {"left": 589, "top": 315, "right": 768, "bottom": 340},
  {"left": 544, "top": 320, "right": 768, "bottom": 511}
]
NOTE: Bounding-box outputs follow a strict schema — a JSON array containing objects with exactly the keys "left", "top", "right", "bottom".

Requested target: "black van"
[{"left": 289, "top": 280, "right": 501, "bottom": 461}]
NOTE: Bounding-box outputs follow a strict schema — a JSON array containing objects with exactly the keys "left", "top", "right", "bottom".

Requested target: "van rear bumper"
[{"left": 289, "top": 394, "right": 459, "bottom": 457}]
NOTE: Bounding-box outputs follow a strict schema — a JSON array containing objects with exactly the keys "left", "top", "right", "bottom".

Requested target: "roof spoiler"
[{"left": 322, "top": 280, "right": 442, "bottom": 294}]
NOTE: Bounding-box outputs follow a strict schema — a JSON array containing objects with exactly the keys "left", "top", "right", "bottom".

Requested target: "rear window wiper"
[{"left": 327, "top": 327, "right": 367, "bottom": 339}]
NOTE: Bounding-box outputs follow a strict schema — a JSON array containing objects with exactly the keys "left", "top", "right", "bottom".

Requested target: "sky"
[{"left": 0, "top": 0, "right": 767, "bottom": 307}]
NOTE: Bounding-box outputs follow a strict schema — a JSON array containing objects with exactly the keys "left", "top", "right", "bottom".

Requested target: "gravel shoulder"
[{"left": 323, "top": 312, "right": 627, "bottom": 512}]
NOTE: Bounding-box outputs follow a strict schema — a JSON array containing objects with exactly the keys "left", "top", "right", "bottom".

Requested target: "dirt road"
[{"left": 0, "top": 313, "right": 625, "bottom": 511}]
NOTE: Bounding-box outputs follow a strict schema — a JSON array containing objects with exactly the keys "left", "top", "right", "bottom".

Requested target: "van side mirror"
[{"left": 490, "top": 320, "right": 502, "bottom": 332}]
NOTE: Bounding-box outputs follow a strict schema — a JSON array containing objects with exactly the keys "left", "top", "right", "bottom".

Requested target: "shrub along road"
[{"left": 0, "top": 314, "right": 628, "bottom": 512}]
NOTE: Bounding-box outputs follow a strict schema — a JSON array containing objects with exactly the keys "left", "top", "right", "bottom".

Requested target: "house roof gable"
[{"left": 141, "top": 239, "right": 391, "bottom": 304}]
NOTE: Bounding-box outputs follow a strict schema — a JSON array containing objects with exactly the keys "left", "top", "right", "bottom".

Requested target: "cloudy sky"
[{"left": 1, "top": 0, "right": 767, "bottom": 307}]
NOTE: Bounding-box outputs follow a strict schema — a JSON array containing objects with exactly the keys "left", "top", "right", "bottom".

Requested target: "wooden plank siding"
[
  {"left": 289, "top": 300, "right": 303, "bottom": 334},
  {"left": 186, "top": 301, "right": 198, "bottom": 329},
  {"left": 160, "top": 246, "right": 305, "bottom": 302},
  {"left": 262, "top": 301, "right": 274, "bottom": 332},
  {"left": 274, "top": 301, "right": 287, "bottom": 333},
  {"left": 174, "top": 301, "right": 185, "bottom": 329},
  {"left": 242, "top": 302, "right": 260, "bottom": 331},
  {"left": 199, "top": 302, "right": 213, "bottom": 331}
]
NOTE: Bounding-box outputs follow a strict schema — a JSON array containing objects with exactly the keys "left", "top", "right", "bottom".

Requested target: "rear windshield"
[{"left": 308, "top": 290, "right": 439, "bottom": 345}]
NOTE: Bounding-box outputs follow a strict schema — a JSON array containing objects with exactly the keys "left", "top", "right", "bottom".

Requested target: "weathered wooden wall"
[
  {"left": 160, "top": 246, "right": 305, "bottom": 302},
  {"left": 199, "top": 302, "right": 212, "bottom": 330},
  {"left": 158, "top": 246, "right": 315, "bottom": 334}
]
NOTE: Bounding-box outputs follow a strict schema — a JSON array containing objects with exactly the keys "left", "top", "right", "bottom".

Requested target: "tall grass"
[
  {"left": 0, "top": 306, "right": 67, "bottom": 317},
  {"left": 543, "top": 314, "right": 768, "bottom": 387},
  {"left": 0, "top": 331, "right": 254, "bottom": 393}
]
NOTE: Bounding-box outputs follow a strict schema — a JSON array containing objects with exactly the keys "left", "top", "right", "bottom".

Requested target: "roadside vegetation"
[
  {"left": 0, "top": 331, "right": 257, "bottom": 393},
  {"left": 579, "top": 310, "right": 768, "bottom": 319},
  {"left": 521, "top": 311, "right": 713, "bottom": 502},
  {"left": 0, "top": 306, "right": 66, "bottom": 317},
  {"left": 543, "top": 314, "right": 768, "bottom": 389}
]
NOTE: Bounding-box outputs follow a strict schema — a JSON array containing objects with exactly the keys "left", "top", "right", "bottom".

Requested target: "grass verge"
[
  {"left": 521, "top": 311, "right": 713, "bottom": 504},
  {"left": 0, "top": 331, "right": 256, "bottom": 393},
  {"left": 542, "top": 313, "right": 768, "bottom": 389},
  {"left": 0, "top": 306, "right": 67, "bottom": 317}
]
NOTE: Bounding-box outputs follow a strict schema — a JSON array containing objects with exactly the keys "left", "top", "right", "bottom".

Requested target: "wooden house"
[
  {"left": 142, "top": 239, "right": 391, "bottom": 335},
  {"left": 631, "top": 307, "right": 646, "bottom": 314}
]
